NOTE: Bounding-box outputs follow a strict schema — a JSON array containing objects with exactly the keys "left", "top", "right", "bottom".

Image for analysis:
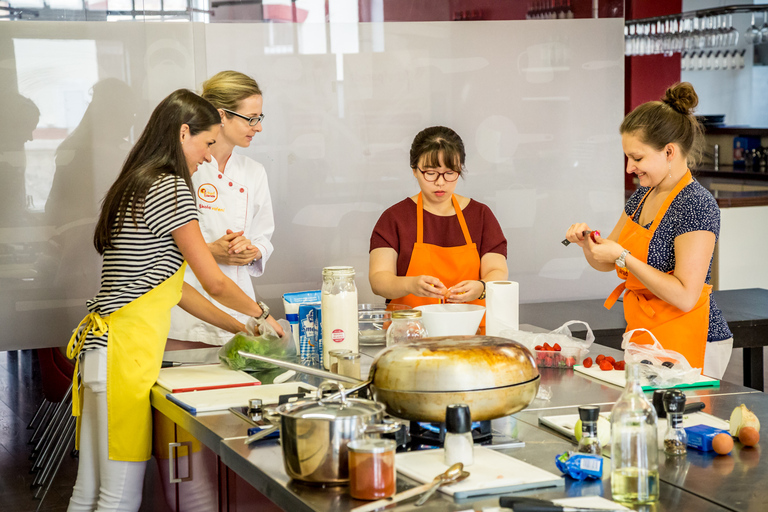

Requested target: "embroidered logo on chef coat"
[{"left": 198, "top": 184, "right": 218, "bottom": 203}]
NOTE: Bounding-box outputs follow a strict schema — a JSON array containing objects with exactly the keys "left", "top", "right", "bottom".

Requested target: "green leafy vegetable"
[{"left": 219, "top": 332, "right": 290, "bottom": 372}]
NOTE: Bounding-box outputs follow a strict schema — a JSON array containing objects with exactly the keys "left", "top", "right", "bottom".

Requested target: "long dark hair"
[{"left": 94, "top": 89, "right": 219, "bottom": 254}]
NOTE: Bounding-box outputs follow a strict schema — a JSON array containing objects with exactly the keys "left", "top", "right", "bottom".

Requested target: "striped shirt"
[{"left": 83, "top": 174, "right": 198, "bottom": 350}]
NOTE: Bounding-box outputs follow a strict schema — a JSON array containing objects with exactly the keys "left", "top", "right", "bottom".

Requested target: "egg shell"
[
  {"left": 739, "top": 426, "right": 760, "bottom": 447},
  {"left": 712, "top": 433, "right": 734, "bottom": 455}
]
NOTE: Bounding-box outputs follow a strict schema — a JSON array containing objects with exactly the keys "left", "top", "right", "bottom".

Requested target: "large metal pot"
[
  {"left": 239, "top": 335, "right": 540, "bottom": 423},
  {"left": 275, "top": 381, "right": 400, "bottom": 485},
  {"left": 369, "top": 335, "right": 540, "bottom": 421}
]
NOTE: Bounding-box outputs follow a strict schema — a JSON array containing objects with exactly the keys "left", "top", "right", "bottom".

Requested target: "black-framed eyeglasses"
[
  {"left": 222, "top": 108, "right": 265, "bottom": 126},
  {"left": 417, "top": 167, "right": 460, "bottom": 182}
]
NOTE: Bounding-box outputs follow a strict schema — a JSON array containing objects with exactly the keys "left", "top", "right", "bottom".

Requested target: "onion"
[{"left": 729, "top": 404, "right": 761, "bottom": 437}]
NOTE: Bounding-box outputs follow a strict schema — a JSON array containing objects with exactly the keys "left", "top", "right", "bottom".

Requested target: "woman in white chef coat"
[{"left": 167, "top": 70, "right": 275, "bottom": 349}]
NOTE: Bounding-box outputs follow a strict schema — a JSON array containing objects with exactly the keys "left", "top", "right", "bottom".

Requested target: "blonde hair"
[
  {"left": 201, "top": 70, "right": 262, "bottom": 113},
  {"left": 620, "top": 82, "right": 704, "bottom": 168}
]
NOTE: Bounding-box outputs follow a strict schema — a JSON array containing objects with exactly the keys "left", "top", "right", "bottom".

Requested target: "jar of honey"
[{"left": 347, "top": 438, "right": 396, "bottom": 500}]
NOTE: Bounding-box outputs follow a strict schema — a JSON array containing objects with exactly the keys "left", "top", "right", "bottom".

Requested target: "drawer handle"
[{"left": 168, "top": 441, "right": 193, "bottom": 483}]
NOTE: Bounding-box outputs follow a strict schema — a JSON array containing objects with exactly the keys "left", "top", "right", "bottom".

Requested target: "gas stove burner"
[{"left": 408, "top": 420, "right": 493, "bottom": 447}]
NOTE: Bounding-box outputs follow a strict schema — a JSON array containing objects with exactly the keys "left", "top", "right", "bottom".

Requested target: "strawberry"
[
  {"left": 614, "top": 360, "right": 626, "bottom": 371},
  {"left": 553, "top": 343, "right": 562, "bottom": 351},
  {"left": 605, "top": 356, "right": 616, "bottom": 365},
  {"left": 534, "top": 345, "right": 543, "bottom": 351},
  {"left": 599, "top": 360, "right": 614, "bottom": 371},
  {"left": 566, "top": 357, "right": 576, "bottom": 366},
  {"left": 596, "top": 354, "right": 606, "bottom": 364},
  {"left": 543, "top": 343, "right": 552, "bottom": 351},
  {"left": 583, "top": 357, "right": 593, "bottom": 368}
]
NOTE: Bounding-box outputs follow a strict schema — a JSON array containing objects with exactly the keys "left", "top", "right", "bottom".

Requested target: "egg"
[
  {"left": 712, "top": 433, "right": 734, "bottom": 455},
  {"left": 739, "top": 426, "right": 760, "bottom": 447}
]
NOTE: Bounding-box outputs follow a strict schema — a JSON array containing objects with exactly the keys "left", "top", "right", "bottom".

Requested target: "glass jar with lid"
[
  {"left": 385, "top": 309, "right": 427, "bottom": 347},
  {"left": 348, "top": 438, "right": 397, "bottom": 500},
  {"left": 321, "top": 266, "right": 358, "bottom": 370}
]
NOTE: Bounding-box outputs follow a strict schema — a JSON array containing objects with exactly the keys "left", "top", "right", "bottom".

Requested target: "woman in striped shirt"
[{"left": 66, "top": 89, "right": 283, "bottom": 512}]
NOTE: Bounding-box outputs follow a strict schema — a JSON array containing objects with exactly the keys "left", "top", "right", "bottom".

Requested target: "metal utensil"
[
  {"left": 414, "top": 464, "right": 468, "bottom": 506},
  {"left": 243, "top": 425, "right": 278, "bottom": 445},
  {"left": 350, "top": 463, "right": 466, "bottom": 512}
]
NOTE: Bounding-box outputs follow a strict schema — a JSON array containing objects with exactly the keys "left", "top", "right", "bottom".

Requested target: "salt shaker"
[{"left": 444, "top": 404, "right": 474, "bottom": 467}]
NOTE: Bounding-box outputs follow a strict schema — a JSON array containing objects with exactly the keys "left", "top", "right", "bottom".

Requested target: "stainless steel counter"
[{"left": 152, "top": 341, "right": 762, "bottom": 512}]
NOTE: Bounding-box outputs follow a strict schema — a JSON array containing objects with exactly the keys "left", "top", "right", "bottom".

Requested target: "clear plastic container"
[
  {"left": 348, "top": 439, "right": 396, "bottom": 500},
  {"left": 534, "top": 346, "right": 586, "bottom": 368},
  {"left": 385, "top": 309, "right": 427, "bottom": 347}
]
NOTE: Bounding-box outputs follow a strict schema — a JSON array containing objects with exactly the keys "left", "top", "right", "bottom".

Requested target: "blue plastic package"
[{"left": 555, "top": 451, "right": 603, "bottom": 480}]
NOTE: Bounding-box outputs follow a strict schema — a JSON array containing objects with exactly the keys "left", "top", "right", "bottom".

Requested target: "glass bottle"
[
  {"left": 577, "top": 405, "right": 601, "bottom": 455},
  {"left": 385, "top": 309, "right": 427, "bottom": 347},
  {"left": 610, "top": 363, "right": 660, "bottom": 504},
  {"left": 663, "top": 390, "right": 687, "bottom": 456},
  {"left": 321, "top": 266, "right": 358, "bottom": 370}
]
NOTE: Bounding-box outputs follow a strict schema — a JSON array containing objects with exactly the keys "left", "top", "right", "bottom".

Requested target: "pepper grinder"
[
  {"left": 663, "top": 389, "right": 687, "bottom": 455},
  {"left": 576, "top": 405, "right": 602, "bottom": 455},
  {"left": 444, "top": 404, "right": 474, "bottom": 467}
]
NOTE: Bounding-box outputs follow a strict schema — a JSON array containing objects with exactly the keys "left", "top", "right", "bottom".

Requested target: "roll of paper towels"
[{"left": 485, "top": 281, "right": 519, "bottom": 336}]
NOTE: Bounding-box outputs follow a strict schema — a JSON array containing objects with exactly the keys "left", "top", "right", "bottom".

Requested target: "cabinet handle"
[{"left": 168, "top": 441, "right": 193, "bottom": 483}]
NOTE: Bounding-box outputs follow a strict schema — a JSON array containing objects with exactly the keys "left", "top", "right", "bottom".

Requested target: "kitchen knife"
[{"left": 499, "top": 496, "right": 626, "bottom": 512}]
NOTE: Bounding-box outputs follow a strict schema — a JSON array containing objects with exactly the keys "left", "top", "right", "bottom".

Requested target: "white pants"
[
  {"left": 703, "top": 337, "right": 734, "bottom": 380},
  {"left": 68, "top": 348, "right": 147, "bottom": 512}
]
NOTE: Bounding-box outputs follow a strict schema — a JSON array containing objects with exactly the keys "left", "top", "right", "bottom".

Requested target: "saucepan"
[{"left": 238, "top": 335, "right": 540, "bottom": 422}]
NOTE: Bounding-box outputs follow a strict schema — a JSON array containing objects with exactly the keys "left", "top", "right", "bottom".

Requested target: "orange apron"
[
  {"left": 391, "top": 193, "right": 485, "bottom": 321},
  {"left": 604, "top": 171, "right": 710, "bottom": 370}
]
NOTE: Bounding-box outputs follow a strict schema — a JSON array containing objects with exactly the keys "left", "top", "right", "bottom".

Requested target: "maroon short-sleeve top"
[{"left": 369, "top": 197, "right": 507, "bottom": 277}]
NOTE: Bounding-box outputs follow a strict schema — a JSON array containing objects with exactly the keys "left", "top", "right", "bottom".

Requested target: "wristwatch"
[
  {"left": 615, "top": 249, "right": 631, "bottom": 270},
  {"left": 478, "top": 280, "right": 487, "bottom": 300},
  {"left": 255, "top": 301, "right": 270, "bottom": 321}
]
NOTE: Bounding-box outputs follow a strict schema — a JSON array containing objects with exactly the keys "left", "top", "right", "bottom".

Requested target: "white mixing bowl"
[{"left": 414, "top": 304, "right": 486, "bottom": 337}]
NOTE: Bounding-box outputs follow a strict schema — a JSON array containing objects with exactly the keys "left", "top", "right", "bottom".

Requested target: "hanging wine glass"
[
  {"left": 760, "top": 11, "right": 768, "bottom": 43},
  {"left": 727, "top": 13, "right": 739, "bottom": 47},
  {"left": 745, "top": 12, "right": 761, "bottom": 45}
]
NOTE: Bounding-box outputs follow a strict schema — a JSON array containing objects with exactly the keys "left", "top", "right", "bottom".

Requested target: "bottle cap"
[
  {"left": 578, "top": 405, "right": 600, "bottom": 422},
  {"left": 663, "top": 389, "right": 686, "bottom": 414},
  {"left": 445, "top": 404, "right": 471, "bottom": 434}
]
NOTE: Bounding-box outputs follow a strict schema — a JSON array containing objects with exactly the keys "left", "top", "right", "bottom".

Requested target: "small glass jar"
[
  {"left": 385, "top": 310, "right": 427, "bottom": 347},
  {"left": 348, "top": 438, "right": 396, "bottom": 500},
  {"left": 321, "top": 266, "right": 358, "bottom": 369},
  {"left": 577, "top": 405, "right": 601, "bottom": 455},
  {"left": 663, "top": 389, "right": 687, "bottom": 456},
  {"left": 328, "top": 349, "right": 352, "bottom": 374},
  {"left": 338, "top": 352, "right": 362, "bottom": 380}
]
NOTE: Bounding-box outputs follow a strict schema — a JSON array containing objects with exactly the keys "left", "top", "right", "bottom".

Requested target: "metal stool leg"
[
  {"left": 32, "top": 392, "right": 73, "bottom": 486},
  {"left": 34, "top": 415, "right": 76, "bottom": 508},
  {"left": 28, "top": 401, "right": 54, "bottom": 446},
  {"left": 27, "top": 399, "right": 51, "bottom": 430},
  {"left": 31, "top": 385, "right": 72, "bottom": 460}
]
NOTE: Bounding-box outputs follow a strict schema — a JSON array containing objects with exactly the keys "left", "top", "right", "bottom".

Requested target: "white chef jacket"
[{"left": 168, "top": 153, "right": 275, "bottom": 345}]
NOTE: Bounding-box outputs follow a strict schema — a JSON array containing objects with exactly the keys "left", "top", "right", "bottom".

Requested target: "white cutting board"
[
  {"left": 573, "top": 364, "right": 719, "bottom": 391},
  {"left": 539, "top": 411, "right": 730, "bottom": 450},
  {"left": 396, "top": 447, "right": 563, "bottom": 499},
  {"left": 156, "top": 363, "right": 259, "bottom": 393},
  {"left": 165, "top": 382, "right": 317, "bottom": 414}
]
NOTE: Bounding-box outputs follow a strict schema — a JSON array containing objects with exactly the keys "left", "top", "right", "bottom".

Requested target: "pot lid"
[
  {"left": 276, "top": 381, "right": 385, "bottom": 419},
  {"left": 370, "top": 335, "right": 539, "bottom": 393}
]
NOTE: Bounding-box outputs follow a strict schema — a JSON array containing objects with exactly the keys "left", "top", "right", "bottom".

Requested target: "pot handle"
[
  {"left": 317, "top": 381, "right": 348, "bottom": 405},
  {"left": 363, "top": 421, "right": 402, "bottom": 435}
]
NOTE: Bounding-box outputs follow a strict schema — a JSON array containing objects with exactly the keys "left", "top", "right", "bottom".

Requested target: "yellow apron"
[{"left": 68, "top": 263, "right": 186, "bottom": 461}]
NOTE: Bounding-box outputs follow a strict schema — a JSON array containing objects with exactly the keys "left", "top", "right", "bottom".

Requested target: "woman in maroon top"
[{"left": 369, "top": 126, "right": 508, "bottom": 308}]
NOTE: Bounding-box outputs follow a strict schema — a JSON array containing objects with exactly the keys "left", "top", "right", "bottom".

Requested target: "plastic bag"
[
  {"left": 500, "top": 320, "right": 595, "bottom": 354},
  {"left": 621, "top": 328, "right": 701, "bottom": 388},
  {"left": 219, "top": 319, "right": 296, "bottom": 372}
]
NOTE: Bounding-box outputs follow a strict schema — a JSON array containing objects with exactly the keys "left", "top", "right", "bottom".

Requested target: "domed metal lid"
[{"left": 369, "top": 335, "right": 539, "bottom": 393}]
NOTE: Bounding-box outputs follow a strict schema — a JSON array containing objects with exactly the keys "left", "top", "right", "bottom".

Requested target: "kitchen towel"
[{"left": 485, "top": 281, "right": 519, "bottom": 336}]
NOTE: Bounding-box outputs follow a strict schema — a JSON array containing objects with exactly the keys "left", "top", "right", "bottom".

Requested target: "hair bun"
[{"left": 662, "top": 82, "right": 698, "bottom": 115}]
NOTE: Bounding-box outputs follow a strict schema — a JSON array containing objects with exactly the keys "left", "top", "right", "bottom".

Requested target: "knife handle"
[{"left": 684, "top": 401, "right": 705, "bottom": 414}]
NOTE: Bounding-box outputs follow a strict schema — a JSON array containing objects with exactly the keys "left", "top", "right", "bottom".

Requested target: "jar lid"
[
  {"left": 338, "top": 352, "right": 361, "bottom": 360},
  {"left": 392, "top": 309, "right": 422, "bottom": 319},
  {"left": 328, "top": 349, "right": 352, "bottom": 357},
  {"left": 578, "top": 405, "right": 600, "bottom": 422},
  {"left": 348, "top": 438, "right": 396, "bottom": 454},
  {"left": 322, "top": 266, "right": 355, "bottom": 276},
  {"left": 445, "top": 403, "right": 471, "bottom": 434}
]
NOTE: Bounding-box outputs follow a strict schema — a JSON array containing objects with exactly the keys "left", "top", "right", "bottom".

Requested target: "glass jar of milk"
[{"left": 321, "top": 266, "right": 358, "bottom": 370}]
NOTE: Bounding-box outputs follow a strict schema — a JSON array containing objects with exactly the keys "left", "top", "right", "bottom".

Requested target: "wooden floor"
[{"left": 0, "top": 346, "right": 763, "bottom": 511}]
